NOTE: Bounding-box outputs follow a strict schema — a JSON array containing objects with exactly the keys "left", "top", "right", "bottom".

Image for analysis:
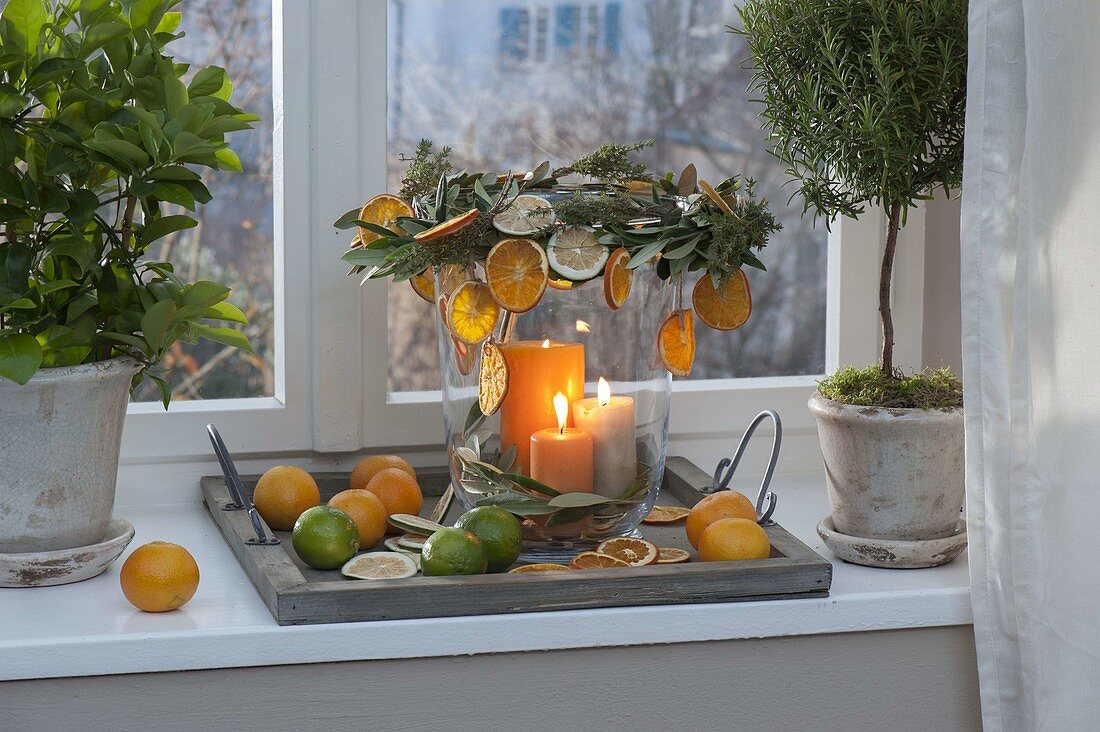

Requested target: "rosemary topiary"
[{"left": 735, "top": 0, "right": 966, "bottom": 404}]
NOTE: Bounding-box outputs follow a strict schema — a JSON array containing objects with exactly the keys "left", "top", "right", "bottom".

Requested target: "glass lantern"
[{"left": 437, "top": 264, "right": 674, "bottom": 557}]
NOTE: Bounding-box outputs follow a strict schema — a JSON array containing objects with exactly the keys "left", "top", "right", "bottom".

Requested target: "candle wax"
[
  {"left": 530, "top": 427, "right": 594, "bottom": 494},
  {"left": 572, "top": 395, "right": 637, "bottom": 498},
  {"left": 498, "top": 341, "right": 585, "bottom": 474}
]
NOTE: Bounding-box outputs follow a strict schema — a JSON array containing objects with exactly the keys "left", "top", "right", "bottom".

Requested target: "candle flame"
[
  {"left": 553, "top": 392, "right": 568, "bottom": 433},
  {"left": 575, "top": 320, "right": 591, "bottom": 333},
  {"left": 541, "top": 339, "right": 551, "bottom": 348},
  {"left": 598, "top": 377, "right": 611, "bottom": 407}
]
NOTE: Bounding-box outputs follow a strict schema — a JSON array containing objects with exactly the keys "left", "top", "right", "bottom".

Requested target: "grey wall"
[
  {"left": 923, "top": 194, "right": 964, "bottom": 373},
  {"left": 2, "top": 626, "right": 980, "bottom": 732}
]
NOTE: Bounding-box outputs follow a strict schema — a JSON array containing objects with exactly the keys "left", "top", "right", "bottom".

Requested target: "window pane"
[
  {"left": 132, "top": 0, "right": 275, "bottom": 402},
  {"left": 387, "top": 0, "right": 826, "bottom": 392}
]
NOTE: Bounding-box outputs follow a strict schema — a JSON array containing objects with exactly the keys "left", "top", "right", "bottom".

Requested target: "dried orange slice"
[
  {"left": 478, "top": 341, "right": 509, "bottom": 415},
  {"left": 698, "top": 180, "right": 734, "bottom": 215},
  {"left": 693, "top": 270, "right": 751, "bottom": 331},
  {"left": 410, "top": 270, "right": 435, "bottom": 303},
  {"left": 412, "top": 263, "right": 466, "bottom": 305},
  {"left": 569, "top": 551, "right": 631, "bottom": 570},
  {"left": 357, "top": 194, "right": 413, "bottom": 245},
  {"left": 656, "top": 547, "right": 691, "bottom": 564},
  {"left": 453, "top": 336, "right": 476, "bottom": 376},
  {"left": 603, "top": 247, "right": 632, "bottom": 310},
  {"left": 448, "top": 281, "right": 500, "bottom": 345},
  {"left": 486, "top": 238, "right": 549, "bottom": 313},
  {"left": 493, "top": 195, "right": 554, "bottom": 236},
  {"left": 547, "top": 277, "right": 583, "bottom": 291},
  {"left": 509, "top": 563, "right": 571, "bottom": 573},
  {"left": 642, "top": 505, "right": 691, "bottom": 525},
  {"left": 658, "top": 309, "right": 695, "bottom": 377},
  {"left": 595, "top": 537, "right": 659, "bottom": 566},
  {"left": 414, "top": 209, "right": 479, "bottom": 243},
  {"left": 547, "top": 226, "right": 607, "bottom": 280}
]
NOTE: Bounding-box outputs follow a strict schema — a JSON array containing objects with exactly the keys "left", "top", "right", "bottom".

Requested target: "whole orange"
[
  {"left": 328, "top": 489, "right": 388, "bottom": 549},
  {"left": 366, "top": 467, "right": 423, "bottom": 532},
  {"left": 685, "top": 490, "right": 757, "bottom": 549},
  {"left": 697, "top": 518, "right": 771, "bottom": 562},
  {"left": 119, "top": 541, "right": 200, "bottom": 612},
  {"left": 253, "top": 466, "right": 321, "bottom": 530},
  {"left": 349, "top": 455, "right": 416, "bottom": 492}
]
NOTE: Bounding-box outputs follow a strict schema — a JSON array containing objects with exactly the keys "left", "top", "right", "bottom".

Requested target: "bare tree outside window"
[
  {"left": 132, "top": 0, "right": 275, "bottom": 402},
  {"left": 386, "top": 0, "right": 826, "bottom": 392}
]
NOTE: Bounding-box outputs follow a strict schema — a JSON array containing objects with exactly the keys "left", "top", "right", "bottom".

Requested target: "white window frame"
[{"left": 118, "top": 0, "right": 930, "bottom": 472}]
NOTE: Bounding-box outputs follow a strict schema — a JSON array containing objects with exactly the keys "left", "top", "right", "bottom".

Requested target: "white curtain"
[{"left": 963, "top": 1, "right": 1100, "bottom": 730}]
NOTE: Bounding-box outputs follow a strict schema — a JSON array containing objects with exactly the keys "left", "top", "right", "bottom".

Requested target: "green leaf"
[
  {"left": 547, "top": 493, "right": 622, "bottom": 508},
  {"left": 140, "top": 298, "right": 177, "bottom": 351},
  {"left": 81, "top": 21, "right": 129, "bottom": 54},
  {"left": 155, "top": 10, "right": 181, "bottom": 33},
  {"left": 140, "top": 214, "right": 197, "bottom": 245},
  {"left": 192, "top": 324, "right": 253, "bottom": 353},
  {"left": 2, "top": 0, "right": 48, "bottom": 55},
  {"left": 500, "top": 472, "right": 561, "bottom": 497},
  {"left": 0, "top": 333, "right": 42, "bottom": 385},
  {"left": 214, "top": 146, "right": 242, "bottom": 173},
  {"left": 36, "top": 279, "right": 78, "bottom": 295},
  {"left": 544, "top": 505, "right": 603, "bottom": 527},
  {"left": 188, "top": 65, "right": 230, "bottom": 99},
  {"left": 203, "top": 301, "right": 248, "bottom": 324},
  {"left": 182, "top": 280, "right": 231, "bottom": 308}
]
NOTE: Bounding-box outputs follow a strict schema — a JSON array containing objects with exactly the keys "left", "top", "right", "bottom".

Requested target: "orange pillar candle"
[
  {"left": 499, "top": 339, "right": 585, "bottom": 474},
  {"left": 530, "top": 393, "right": 594, "bottom": 493}
]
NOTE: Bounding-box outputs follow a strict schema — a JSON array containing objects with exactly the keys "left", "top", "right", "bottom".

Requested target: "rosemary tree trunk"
[{"left": 879, "top": 202, "right": 902, "bottom": 375}]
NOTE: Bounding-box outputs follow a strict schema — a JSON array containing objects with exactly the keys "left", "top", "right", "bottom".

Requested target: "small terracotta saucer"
[{"left": 816, "top": 516, "right": 967, "bottom": 569}]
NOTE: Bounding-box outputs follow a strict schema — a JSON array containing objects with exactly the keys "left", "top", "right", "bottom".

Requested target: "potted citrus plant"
[
  {"left": 736, "top": 0, "right": 967, "bottom": 565},
  {"left": 0, "top": 0, "right": 255, "bottom": 554}
]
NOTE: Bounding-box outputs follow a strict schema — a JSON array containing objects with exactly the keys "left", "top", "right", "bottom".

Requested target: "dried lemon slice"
[
  {"left": 478, "top": 340, "right": 509, "bottom": 416},
  {"left": 448, "top": 281, "right": 500, "bottom": 345},
  {"left": 658, "top": 309, "right": 695, "bottom": 377},
  {"left": 493, "top": 194, "right": 555, "bottom": 236},
  {"left": 547, "top": 226, "right": 608, "bottom": 280},
  {"left": 656, "top": 547, "right": 691, "bottom": 564},
  {"left": 341, "top": 552, "right": 418, "bottom": 580},
  {"left": 569, "top": 551, "right": 631, "bottom": 569},
  {"left": 486, "top": 238, "right": 549, "bottom": 313},
  {"left": 642, "top": 505, "right": 691, "bottom": 525},
  {"left": 692, "top": 270, "right": 752, "bottom": 331},
  {"left": 508, "top": 563, "right": 571, "bottom": 573}
]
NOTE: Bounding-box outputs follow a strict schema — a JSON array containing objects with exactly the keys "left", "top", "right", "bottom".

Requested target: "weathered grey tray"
[{"left": 201, "top": 456, "right": 832, "bottom": 625}]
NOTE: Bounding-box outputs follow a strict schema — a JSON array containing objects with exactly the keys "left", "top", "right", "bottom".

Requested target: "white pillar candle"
[{"left": 572, "top": 378, "right": 637, "bottom": 498}]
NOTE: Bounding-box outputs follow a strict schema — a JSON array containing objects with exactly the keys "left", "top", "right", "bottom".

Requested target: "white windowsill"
[{"left": 0, "top": 469, "right": 971, "bottom": 682}]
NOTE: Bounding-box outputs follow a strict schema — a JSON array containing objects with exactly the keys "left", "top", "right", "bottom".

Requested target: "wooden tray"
[{"left": 201, "top": 456, "right": 832, "bottom": 625}]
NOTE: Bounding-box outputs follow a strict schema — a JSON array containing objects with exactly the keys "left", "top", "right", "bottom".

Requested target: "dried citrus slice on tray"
[
  {"left": 656, "top": 547, "right": 691, "bottom": 564},
  {"left": 357, "top": 194, "right": 413, "bottom": 245},
  {"left": 595, "top": 537, "right": 660, "bottom": 566},
  {"left": 478, "top": 340, "right": 509, "bottom": 415},
  {"left": 486, "top": 238, "right": 548, "bottom": 313},
  {"left": 509, "top": 563, "right": 571, "bottom": 573},
  {"left": 692, "top": 269, "right": 751, "bottom": 331},
  {"left": 569, "top": 551, "right": 631, "bottom": 569},
  {"left": 658, "top": 309, "right": 695, "bottom": 377},
  {"left": 414, "top": 209, "right": 479, "bottom": 242},
  {"left": 397, "top": 533, "right": 430, "bottom": 551},
  {"left": 387, "top": 513, "right": 446, "bottom": 536},
  {"left": 698, "top": 179, "right": 734, "bottom": 215},
  {"left": 493, "top": 194, "right": 554, "bottom": 236},
  {"left": 642, "top": 505, "right": 691, "bottom": 525},
  {"left": 603, "top": 247, "right": 633, "bottom": 310},
  {"left": 341, "top": 552, "right": 418, "bottom": 580},
  {"left": 548, "top": 226, "right": 608, "bottom": 280},
  {"left": 448, "top": 281, "right": 500, "bottom": 345}
]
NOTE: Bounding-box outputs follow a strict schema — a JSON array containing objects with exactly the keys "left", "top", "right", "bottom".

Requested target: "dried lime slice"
[
  {"left": 493, "top": 195, "right": 555, "bottom": 236},
  {"left": 341, "top": 552, "right": 418, "bottom": 580},
  {"left": 547, "top": 226, "right": 608, "bottom": 280},
  {"left": 397, "top": 533, "right": 430, "bottom": 551},
  {"left": 387, "top": 513, "right": 446, "bottom": 535}
]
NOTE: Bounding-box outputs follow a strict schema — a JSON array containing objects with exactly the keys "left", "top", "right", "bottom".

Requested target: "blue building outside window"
[
  {"left": 604, "top": 2, "right": 622, "bottom": 55},
  {"left": 555, "top": 4, "right": 579, "bottom": 51},
  {"left": 500, "top": 7, "right": 530, "bottom": 61}
]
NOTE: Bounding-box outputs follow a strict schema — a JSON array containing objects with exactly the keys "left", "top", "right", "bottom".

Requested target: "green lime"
[
  {"left": 455, "top": 506, "right": 523, "bottom": 573},
  {"left": 420, "top": 527, "right": 488, "bottom": 576},
  {"left": 292, "top": 506, "right": 360, "bottom": 570}
]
